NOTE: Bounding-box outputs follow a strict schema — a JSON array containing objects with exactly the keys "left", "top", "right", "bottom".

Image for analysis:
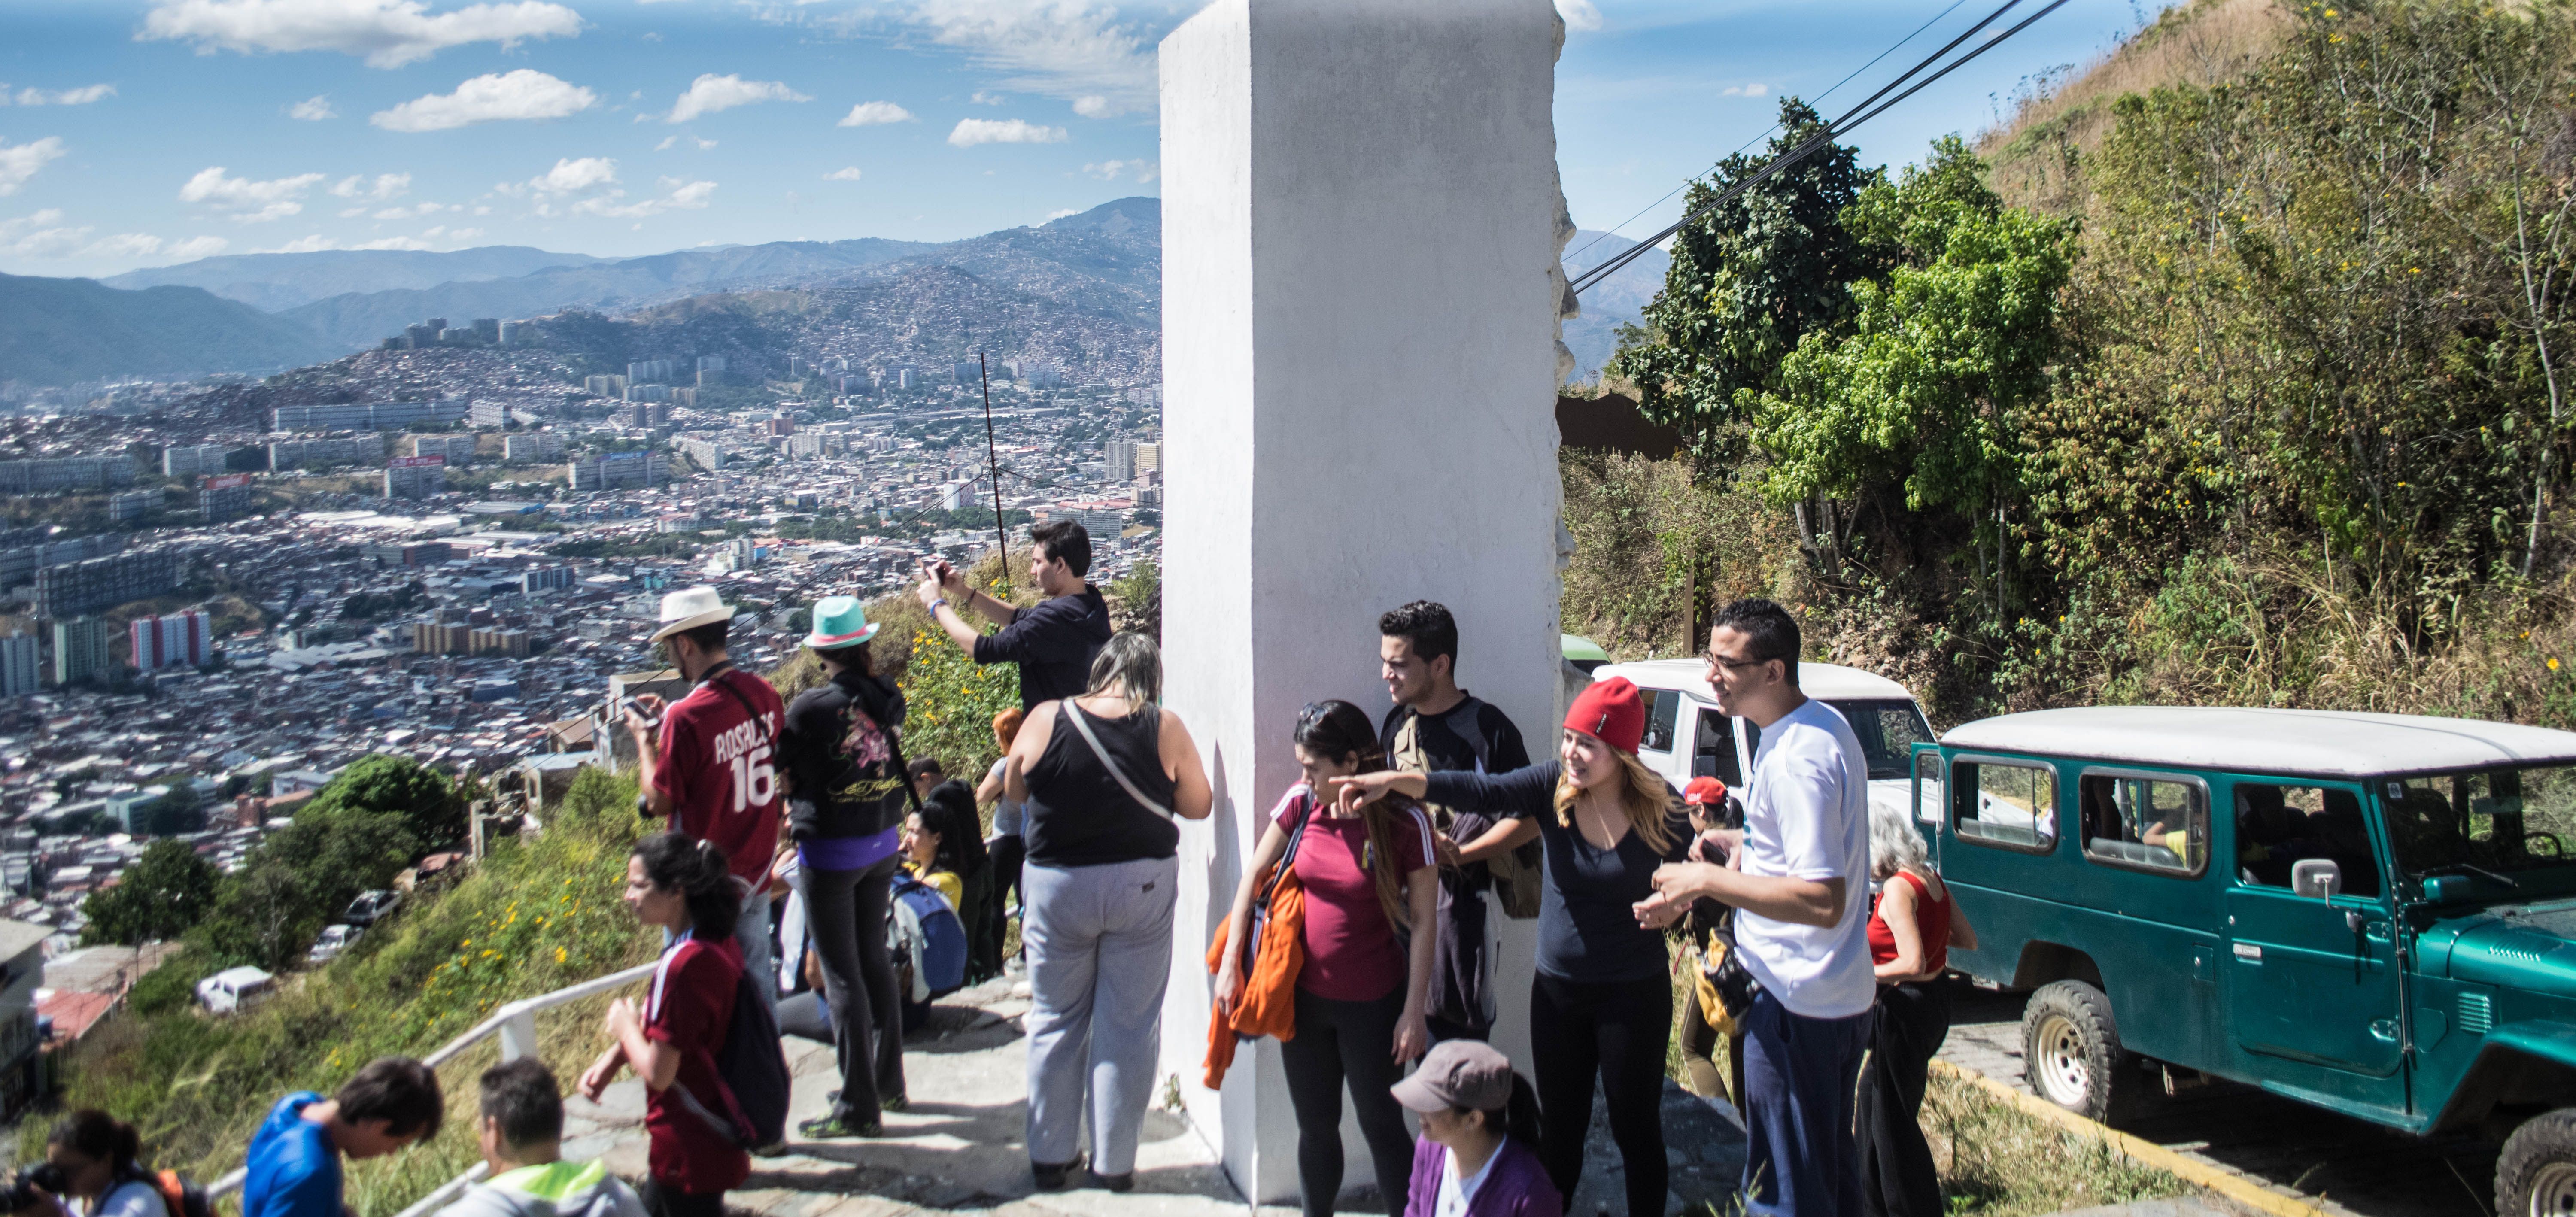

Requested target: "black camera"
[{"left": 4, "top": 1162, "right": 67, "bottom": 1212}]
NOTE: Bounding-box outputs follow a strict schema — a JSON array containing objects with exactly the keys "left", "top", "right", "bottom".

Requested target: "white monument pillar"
[{"left": 1160, "top": 0, "right": 1575, "bottom": 1203}]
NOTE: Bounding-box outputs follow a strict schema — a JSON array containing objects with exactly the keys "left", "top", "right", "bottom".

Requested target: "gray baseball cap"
[{"left": 1391, "top": 1039, "right": 1513, "bottom": 1113}]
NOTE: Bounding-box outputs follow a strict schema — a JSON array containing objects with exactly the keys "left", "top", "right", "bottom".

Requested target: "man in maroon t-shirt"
[{"left": 626, "top": 586, "right": 786, "bottom": 1014}]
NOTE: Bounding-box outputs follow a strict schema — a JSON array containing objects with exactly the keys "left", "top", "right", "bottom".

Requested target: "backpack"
[
  {"left": 888, "top": 873, "right": 968, "bottom": 1002},
  {"left": 1392, "top": 696, "right": 1543, "bottom": 918},
  {"left": 673, "top": 964, "right": 793, "bottom": 1152},
  {"left": 150, "top": 1171, "right": 212, "bottom": 1217}
]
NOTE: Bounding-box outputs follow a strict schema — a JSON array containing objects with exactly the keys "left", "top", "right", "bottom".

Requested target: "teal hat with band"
[{"left": 803, "top": 595, "right": 880, "bottom": 649}]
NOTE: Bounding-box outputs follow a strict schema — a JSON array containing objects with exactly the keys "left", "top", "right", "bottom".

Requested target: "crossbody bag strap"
[
  {"left": 1255, "top": 791, "right": 1318, "bottom": 905},
  {"left": 1063, "top": 701, "right": 1172, "bottom": 819}
]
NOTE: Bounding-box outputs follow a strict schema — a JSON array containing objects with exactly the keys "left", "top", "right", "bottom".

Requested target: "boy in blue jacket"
[{"left": 243, "top": 1058, "right": 444, "bottom": 1217}]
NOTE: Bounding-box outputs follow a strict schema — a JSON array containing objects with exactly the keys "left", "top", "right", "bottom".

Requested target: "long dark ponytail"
[
  {"left": 1481, "top": 1074, "right": 1543, "bottom": 1147},
  {"left": 633, "top": 831, "right": 739, "bottom": 941}
]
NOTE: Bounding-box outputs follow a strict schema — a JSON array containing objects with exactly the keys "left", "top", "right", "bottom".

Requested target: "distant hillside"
[
  {"left": 101, "top": 246, "right": 608, "bottom": 313},
  {"left": 279, "top": 237, "right": 942, "bottom": 350},
  {"left": 0, "top": 273, "right": 345, "bottom": 387},
  {"left": 1560, "top": 230, "right": 1669, "bottom": 382}
]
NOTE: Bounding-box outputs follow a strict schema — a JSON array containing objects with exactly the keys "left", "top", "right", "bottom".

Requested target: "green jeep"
[{"left": 1915, "top": 706, "right": 2576, "bottom": 1215}]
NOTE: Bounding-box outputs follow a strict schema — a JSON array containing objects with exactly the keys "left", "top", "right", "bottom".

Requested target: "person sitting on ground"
[
  {"left": 579, "top": 833, "right": 748, "bottom": 1217},
  {"left": 9, "top": 1110, "right": 168, "bottom": 1217},
  {"left": 907, "top": 758, "right": 945, "bottom": 805},
  {"left": 1393, "top": 1040, "right": 1559, "bottom": 1217},
  {"left": 917, "top": 780, "right": 992, "bottom": 979},
  {"left": 243, "top": 1058, "right": 443, "bottom": 1217},
  {"left": 440, "top": 1059, "right": 644, "bottom": 1217}
]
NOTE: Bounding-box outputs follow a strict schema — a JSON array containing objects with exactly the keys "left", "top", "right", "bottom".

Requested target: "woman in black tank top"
[{"left": 1000, "top": 633, "right": 1214, "bottom": 1191}]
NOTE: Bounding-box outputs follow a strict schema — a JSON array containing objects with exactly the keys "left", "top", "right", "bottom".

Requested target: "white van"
[
  {"left": 1592, "top": 659, "right": 1935, "bottom": 822},
  {"left": 196, "top": 965, "right": 277, "bottom": 1015}
]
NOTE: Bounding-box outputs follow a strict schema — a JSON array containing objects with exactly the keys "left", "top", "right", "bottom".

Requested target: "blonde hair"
[
  {"left": 1554, "top": 747, "right": 1677, "bottom": 856},
  {"left": 1084, "top": 631, "right": 1161, "bottom": 708}
]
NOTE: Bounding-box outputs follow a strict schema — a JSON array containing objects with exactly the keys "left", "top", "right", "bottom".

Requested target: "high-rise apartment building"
[
  {"left": 161, "top": 445, "right": 226, "bottom": 478},
  {"left": 0, "top": 634, "right": 36, "bottom": 697},
  {"left": 468, "top": 400, "right": 508, "bottom": 428},
  {"left": 199, "top": 473, "right": 252, "bottom": 524},
  {"left": 568, "top": 451, "right": 670, "bottom": 492},
  {"left": 49, "top": 617, "right": 110, "bottom": 686},
  {"left": 269, "top": 434, "right": 387, "bottom": 471},
  {"left": 0, "top": 455, "right": 134, "bottom": 494},
  {"left": 271, "top": 400, "right": 465, "bottom": 431},
  {"left": 107, "top": 491, "right": 157, "bottom": 524},
  {"left": 384, "top": 454, "right": 446, "bottom": 500},
  {"left": 34, "top": 551, "right": 177, "bottom": 619},
  {"left": 128, "top": 610, "right": 210, "bottom": 671},
  {"left": 627, "top": 359, "right": 676, "bottom": 384},
  {"left": 410, "top": 434, "right": 476, "bottom": 462}
]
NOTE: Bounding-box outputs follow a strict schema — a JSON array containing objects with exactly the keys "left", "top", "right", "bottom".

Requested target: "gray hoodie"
[{"left": 436, "top": 1162, "right": 645, "bottom": 1217}]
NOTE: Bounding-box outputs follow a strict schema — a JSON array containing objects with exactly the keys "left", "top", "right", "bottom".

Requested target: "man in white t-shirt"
[{"left": 1635, "top": 598, "right": 1872, "bottom": 1217}]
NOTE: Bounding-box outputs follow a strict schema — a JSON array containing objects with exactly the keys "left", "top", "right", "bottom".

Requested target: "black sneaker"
[
  {"left": 1032, "top": 1155, "right": 1085, "bottom": 1191},
  {"left": 1091, "top": 1170, "right": 1135, "bottom": 1193}
]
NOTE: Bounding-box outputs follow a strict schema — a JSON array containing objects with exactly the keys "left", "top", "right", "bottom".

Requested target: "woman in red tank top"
[{"left": 1858, "top": 801, "right": 1979, "bottom": 1217}]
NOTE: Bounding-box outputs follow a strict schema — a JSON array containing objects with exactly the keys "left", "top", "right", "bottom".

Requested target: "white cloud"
[
  {"left": 525, "top": 156, "right": 617, "bottom": 194},
  {"left": 371, "top": 69, "right": 595, "bottom": 131},
  {"left": 1722, "top": 82, "right": 1769, "bottom": 97},
  {"left": 373, "top": 202, "right": 448, "bottom": 219},
  {"left": 654, "top": 134, "right": 717, "bottom": 151},
  {"left": 897, "top": 1, "right": 1156, "bottom": 116},
  {"left": 570, "top": 176, "right": 714, "bottom": 218},
  {"left": 179, "top": 165, "right": 327, "bottom": 222},
  {"left": 351, "top": 234, "right": 432, "bottom": 249},
  {"left": 139, "top": 0, "right": 584, "bottom": 69},
  {"left": 166, "top": 234, "right": 229, "bottom": 258},
  {"left": 12, "top": 85, "right": 116, "bottom": 106},
  {"left": 263, "top": 234, "right": 343, "bottom": 253},
  {"left": 0, "top": 210, "right": 85, "bottom": 257},
  {"left": 0, "top": 137, "right": 67, "bottom": 196},
  {"left": 288, "top": 94, "right": 335, "bottom": 119},
  {"left": 948, "top": 117, "right": 1064, "bottom": 147},
  {"left": 86, "top": 232, "right": 166, "bottom": 258},
  {"left": 1071, "top": 94, "right": 1111, "bottom": 118},
  {"left": 666, "top": 73, "right": 808, "bottom": 123},
  {"left": 970, "top": 90, "right": 1004, "bottom": 105},
  {"left": 1555, "top": 0, "right": 1603, "bottom": 33},
  {"left": 1081, "top": 158, "right": 1155, "bottom": 182},
  {"left": 837, "top": 100, "right": 913, "bottom": 127},
  {"left": 1045, "top": 208, "right": 1078, "bottom": 220},
  {"left": 822, "top": 166, "right": 862, "bottom": 181},
  {"left": 330, "top": 171, "right": 410, "bottom": 200},
  {"left": 440, "top": 226, "right": 482, "bottom": 241}
]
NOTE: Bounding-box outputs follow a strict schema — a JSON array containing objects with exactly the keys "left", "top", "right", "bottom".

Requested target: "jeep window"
[
  {"left": 2235, "top": 784, "right": 2381, "bottom": 897},
  {"left": 1914, "top": 751, "right": 1944, "bottom": 825},
  {"left": 1825, "top": 699, "right": 1937, "bottom": 780},
  {"left": 1638, "top": 687, "right": 1679, "bottom": 753},
  {"left": 2383, "top": 766, "right": 2576, "bottom": 883},
  {"left": 1691, "top": 708, "right": 1743, "bottom": 787},
  {"left": 1954, "top": 760, "right": 2058, "bottom": 851},
  {"left": 2078, "top": 773, "right": 2206, "bottom": 876}
]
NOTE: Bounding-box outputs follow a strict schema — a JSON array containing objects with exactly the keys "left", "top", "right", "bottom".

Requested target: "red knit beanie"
[{"left": 1565, "top": 677, "right": 1646, "bottom": 755}]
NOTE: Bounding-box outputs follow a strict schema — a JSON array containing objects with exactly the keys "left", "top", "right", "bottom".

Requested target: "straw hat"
[{"left": 649, "top": 586, "right": 735, "bottom": 643}]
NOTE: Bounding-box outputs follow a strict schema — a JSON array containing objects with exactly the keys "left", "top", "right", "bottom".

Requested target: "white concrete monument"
[{"left": 1160, "top": 0, "right": 1579, "bottom": 1203}]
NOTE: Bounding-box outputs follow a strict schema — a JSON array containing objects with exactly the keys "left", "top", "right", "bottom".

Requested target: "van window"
[
  {"left": 1638, "top": 688, "right": 1679, "bottom": 753},
  {"left": 2079, "top": 773, "right": 2206, "bottom": 876},
  {"left": 2237, "top": 783, "right": 2383, "bottom": 896},
  {"left": 1828, "top": 699, "right": 1938, "bottom": 780},
  {"left": 1692, "top": 708, "right": 1742, "bottom": 787},
  {"left": 1954, "top": 760, "right": 2058, "bottom": 851}
]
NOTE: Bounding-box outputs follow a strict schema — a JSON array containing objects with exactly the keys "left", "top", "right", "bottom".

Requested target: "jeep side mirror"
[{"left": 2292, "top": 858, "right": 2342, "bottom": 900}]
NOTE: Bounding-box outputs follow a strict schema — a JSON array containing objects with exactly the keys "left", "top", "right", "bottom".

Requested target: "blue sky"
[{"left": 0, "top": 0, "right": 2153, "bottom": 280}]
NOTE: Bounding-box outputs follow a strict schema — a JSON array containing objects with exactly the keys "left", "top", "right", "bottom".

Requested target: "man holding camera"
[
  {"left": 626, "top": 586, "right": 787, "bottom": 1014},
  {"left": 914, "top": 520, "right": 1111, "bottom": 710}
]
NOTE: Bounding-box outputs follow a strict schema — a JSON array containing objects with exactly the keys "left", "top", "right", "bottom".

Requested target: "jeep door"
[{"left": 2220, "top": 778, "right": 2408, "bottom": 1115}]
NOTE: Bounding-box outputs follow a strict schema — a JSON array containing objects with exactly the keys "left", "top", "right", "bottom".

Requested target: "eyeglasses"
[{"left": 1704, "top": 652, "right": 1772, "bottom": 674}]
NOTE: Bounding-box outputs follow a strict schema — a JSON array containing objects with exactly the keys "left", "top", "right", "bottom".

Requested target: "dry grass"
[
  {"left": 1977, "top": 0, "right": 2291, "bottom": 212},
  {"left": 1923, "top": 1070, "right": 2196, "bottom": 1214}
]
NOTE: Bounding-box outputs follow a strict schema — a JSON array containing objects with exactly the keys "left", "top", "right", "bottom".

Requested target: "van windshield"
[
  {"left": 2384, "top": 765, "right": 2576, "bottom": 880},
  {"left": 1745, "top": 699, "right": 1935, "bottom": 780}
]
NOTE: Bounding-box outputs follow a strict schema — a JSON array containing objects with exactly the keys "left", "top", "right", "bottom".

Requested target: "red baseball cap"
[
  {"left": 1564, "top": 677, "right": 1646, "bottom": 756},
  {"left": 1683, "top": 776, "right": 1728, "bottom": 806}
]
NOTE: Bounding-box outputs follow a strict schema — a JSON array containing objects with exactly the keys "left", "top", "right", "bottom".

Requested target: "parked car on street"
[
  {"left": 307, "top": 923, "right": 359, "bottom": 965},
  {"left": 196, "top": 966, "right": 276, "bottom": 1015},
  {"left": 344, "top": 889, "right": 402, "bottom": 926},
  {"left": 1598, "top": 658, "right": 1934, "bottom": 819},
  {"left": 1915, "top": 706, "right": 2576, "bottom": 1215}
]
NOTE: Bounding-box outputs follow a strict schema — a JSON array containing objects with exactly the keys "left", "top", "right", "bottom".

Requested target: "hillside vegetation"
[
  {"left": 0, "top": 273, "right": 344, "bottom": 387},
  {"left": 1589, "top": 0, "right": 2576, "bottom": 727}
]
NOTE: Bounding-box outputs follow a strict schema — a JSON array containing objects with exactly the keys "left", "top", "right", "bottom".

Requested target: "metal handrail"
[{"left": 204, "top": 961, "right": 659, "bottom": 1216}]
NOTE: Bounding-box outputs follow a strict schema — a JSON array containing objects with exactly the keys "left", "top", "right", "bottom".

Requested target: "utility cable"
[
  {"left": 1560, "top": 0, "right": 1973, "bottom": 273},
  {"left": 1570, "top": 0, "right": 2068, "bottom": 297}
]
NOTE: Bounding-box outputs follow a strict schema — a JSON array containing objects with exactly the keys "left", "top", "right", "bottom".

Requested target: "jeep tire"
[
  {"left": 2496, "top": 1108, "right": 2576, "bottom": 1216},
  {"left": 2022, "top": 979, "right": 2129, "bottom": 1123}
]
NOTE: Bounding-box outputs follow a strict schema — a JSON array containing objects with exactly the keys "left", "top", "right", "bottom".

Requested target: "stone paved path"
[
  {"left": 1939, "top": 981, "right": 2497, "bottom": 1217},
  {"left": 551, "top": 971, "right": 1748, "bottom": 1217}
]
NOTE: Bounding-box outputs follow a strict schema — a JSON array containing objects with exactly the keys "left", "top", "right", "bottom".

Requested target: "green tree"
[
  {"left": 306, "top": 754, "right": 463, "bottom": 846},
  {"left": 1612, "top": 98, "right": 1886, "bottom": 457},
  {"left": 194, "top": 809, "right": 417, "bottom": 970},
  {"left": 80, "top": 840, "right": 219, "bottom": 946}
]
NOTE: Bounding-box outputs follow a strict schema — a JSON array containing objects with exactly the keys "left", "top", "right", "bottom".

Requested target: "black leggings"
[
  {"left": 798, "top": 853, "right": 905, "bottom": 1118},
  {"left": 1531, "top": 971, "right": 1670, "bottom": 1217},
  {"left": 1860, "top": 980, "right": 1952, "bottom": 1217},
  {"left": 640, "top": 1180, "right": 724, "bottom": 1217},
  {"left": 979, "top": 833, "right": 1025, "bottom": 977},
  {"left": 1279, "top": 987, "right": 1414, "bottom": 1217}
]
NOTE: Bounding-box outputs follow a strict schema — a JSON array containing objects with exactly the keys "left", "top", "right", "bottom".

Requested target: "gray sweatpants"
[{"left": 1021, "top": 855, "right": 1177, "bottom": 1176}]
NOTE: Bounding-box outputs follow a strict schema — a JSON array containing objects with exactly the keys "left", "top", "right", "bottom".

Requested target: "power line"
[
  {"left": 1570, "top": 0, "right": 2069, "bottom": 297},
  {"left": 1559, "top": 0, "right": 1974, "bottom": 273}
]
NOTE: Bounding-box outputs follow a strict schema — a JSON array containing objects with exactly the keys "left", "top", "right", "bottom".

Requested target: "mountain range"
[{"left": 0, "top": 197, "right": 1668, "bottom": 388}]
